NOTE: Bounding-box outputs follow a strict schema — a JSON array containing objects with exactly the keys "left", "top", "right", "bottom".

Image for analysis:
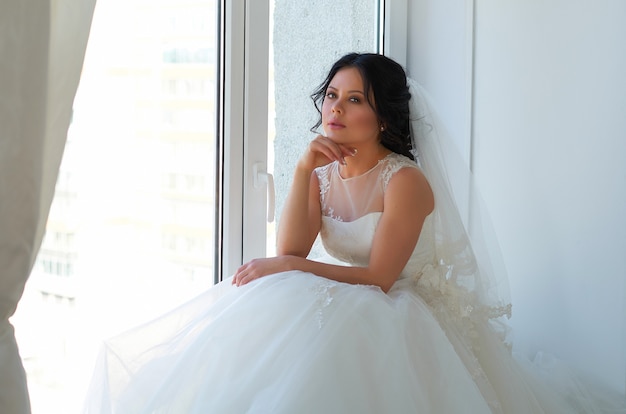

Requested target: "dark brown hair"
[{"left": 311, "top": 53, "right": 413, "bottom": 160}]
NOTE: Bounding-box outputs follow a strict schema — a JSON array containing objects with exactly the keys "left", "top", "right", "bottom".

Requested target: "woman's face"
[{"left": 321, "top": 67, "right": 380, "bottom": 147}]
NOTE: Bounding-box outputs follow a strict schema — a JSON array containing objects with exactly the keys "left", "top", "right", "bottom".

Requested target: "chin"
[{"left": 325, "top": 132, "right": 346, "bottom": 143}]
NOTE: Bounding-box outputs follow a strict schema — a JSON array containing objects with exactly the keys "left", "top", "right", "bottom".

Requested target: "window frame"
[
  {"left": 218, "top": 0, "right": 271, "bottom": 281},
  {"left": 218, "top": 0, "right": 409, "bottom": 282},
  {"left": 382, "top": 0, "right": 408, "bottom": 67}
]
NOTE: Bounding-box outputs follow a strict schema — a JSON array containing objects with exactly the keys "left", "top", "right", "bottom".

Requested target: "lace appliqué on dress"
[
  {"left": 309, "top": 279, "right": 337, "bottom": 329},
  {"left": 413, "top": 263, "right": 510, "bottom": 413},
  {"left": 413, "top": 262, "right": 512, "bottom": 350},
  {"left": 315, "top": 163, "right": 344, "bottom": 222},
  {"left": 380, "top": 153, "right": 419, "bottom": 191}
]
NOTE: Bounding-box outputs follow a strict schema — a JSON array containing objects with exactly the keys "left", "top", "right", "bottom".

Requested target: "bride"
[{"left": 84, "top": 53, "right": 623, "bottom": 413}]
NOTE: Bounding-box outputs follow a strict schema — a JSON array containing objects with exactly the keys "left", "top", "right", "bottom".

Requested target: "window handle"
[{"left": 253, "top": 162, "right": 275, "bottom": 222}]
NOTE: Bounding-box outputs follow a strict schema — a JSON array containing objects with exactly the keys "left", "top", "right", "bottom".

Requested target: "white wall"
[
  {"left": 405, "top": 0, "right": 474, "bottom": 164},
  {"left": 407, "top": 0, "right": 626, "bottom": 393}
]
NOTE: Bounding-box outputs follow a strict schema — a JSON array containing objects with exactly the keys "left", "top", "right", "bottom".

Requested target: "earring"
[{"left": 380, "top": 125, "right": 385, "bottom": 131}]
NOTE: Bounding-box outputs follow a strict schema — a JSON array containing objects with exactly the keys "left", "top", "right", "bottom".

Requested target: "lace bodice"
[
  {"left": 314, "top": 153, "right": 435, "bottom": 281},
  {"left": 314, "top": 152, "right": 512, "bottom": 351}
]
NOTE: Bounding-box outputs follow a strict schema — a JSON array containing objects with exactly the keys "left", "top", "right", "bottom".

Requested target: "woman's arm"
[
  {"left": 275, "top": 166, "right": 321, "bottom": 258},
  {"left": 276, "top": 134, "right": 355, "bottom": 257},
  {"left": 234, "top": 166, "right": 434, "bottom": 293}
]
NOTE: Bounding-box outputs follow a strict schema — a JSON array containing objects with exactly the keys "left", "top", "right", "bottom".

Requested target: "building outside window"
[{"left": 11, "top": 1, "right": 380, "bottom": 412}]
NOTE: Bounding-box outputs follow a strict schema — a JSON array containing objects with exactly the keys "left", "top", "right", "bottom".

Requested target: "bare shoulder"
[{"left": 385, "top": 166, "right": 434, "bottom": 216}]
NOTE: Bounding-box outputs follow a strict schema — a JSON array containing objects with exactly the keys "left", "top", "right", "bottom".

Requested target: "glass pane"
[
  {"left": 267, "top": 0, "right": 381, "bottom": 256},
  {"left": 11, "top": 1, "right": 220, "bottom": 412}
]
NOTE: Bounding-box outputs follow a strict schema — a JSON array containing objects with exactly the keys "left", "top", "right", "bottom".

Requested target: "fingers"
[
  {"left": 233, "top": 257, "right": 287, "bottom": 288},
  {"left": 233, "top": 266, "right": 249, "bottom": 287},
  {"left": 232, "top": 263, "right": 248, "bottom": 286},
  {"left": 232, "top": 262, "right": 259, "bottom": 287},
  {"left": 341, "top": 146, "right": 357, "bottom": 158},
  {"left": 307, "top": 135, "right": 355, "bottom": 166},
  {"left": 310, "top": 135, "right": 342, "bottom": 163}
]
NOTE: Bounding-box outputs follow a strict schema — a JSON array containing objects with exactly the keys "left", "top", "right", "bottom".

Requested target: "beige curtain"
[{"left": 0, "top": 1, "right": 96, "bottom": 412}]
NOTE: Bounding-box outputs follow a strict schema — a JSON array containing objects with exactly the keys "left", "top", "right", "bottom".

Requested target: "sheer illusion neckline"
[
  {"left": 322, "top": 211, "right": 382, "bottom": 224},
  {"left": 337, "top": 153, "right": 393, "bottom": 181}
]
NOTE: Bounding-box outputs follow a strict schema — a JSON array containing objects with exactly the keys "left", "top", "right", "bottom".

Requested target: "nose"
[{"left": 331, "top": 102, "right": 342, "bottom": 114}]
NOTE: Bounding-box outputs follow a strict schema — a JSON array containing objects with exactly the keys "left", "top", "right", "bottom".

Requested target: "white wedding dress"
[{"left": 84, "top": 153, "right": 624, "bottom": 413}]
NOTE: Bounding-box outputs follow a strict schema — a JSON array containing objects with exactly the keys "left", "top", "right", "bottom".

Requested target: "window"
[
  {"left": 12, "top": 1, "right": 220, "bottom": 412},
  {"left": 11, "top": 1, "right": 389, "bottom": 412}
]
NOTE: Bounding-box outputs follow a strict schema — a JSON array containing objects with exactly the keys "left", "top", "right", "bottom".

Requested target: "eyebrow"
[{"left": 327, "top": 85, "right": 365, "bottom": 95}]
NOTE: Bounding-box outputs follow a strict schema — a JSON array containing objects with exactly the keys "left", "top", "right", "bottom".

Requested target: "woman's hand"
[
  {"left": 298, "top": 134, "right": 356, "bottom": 171},
  {"left": 232, "top": 256, "right": 292, "bottom": 287}
]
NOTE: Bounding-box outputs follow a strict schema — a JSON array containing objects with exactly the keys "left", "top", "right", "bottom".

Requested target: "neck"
[{"left": 340, "top": 144, "right": 391, "bottom": 178}]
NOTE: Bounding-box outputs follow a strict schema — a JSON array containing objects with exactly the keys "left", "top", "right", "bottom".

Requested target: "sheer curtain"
[{"left": 0, "top": 1, "right": 95, "bottom": 412}]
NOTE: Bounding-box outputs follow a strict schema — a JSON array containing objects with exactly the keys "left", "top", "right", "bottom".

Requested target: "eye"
[
  {"left": 349, "top": 96, "right": 361, "bottom": 103},
  {"left": 325, "top": 92, "right": 336, "bottom": 99}
]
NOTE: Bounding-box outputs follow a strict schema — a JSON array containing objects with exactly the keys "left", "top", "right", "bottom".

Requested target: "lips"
[{"left": 327, "top": 120, "right": 345, "bottom": 129}]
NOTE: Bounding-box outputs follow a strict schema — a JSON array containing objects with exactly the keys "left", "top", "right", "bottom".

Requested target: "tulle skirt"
[{"left": 83, "top": 270, "right": 625, "bottom": 413}]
